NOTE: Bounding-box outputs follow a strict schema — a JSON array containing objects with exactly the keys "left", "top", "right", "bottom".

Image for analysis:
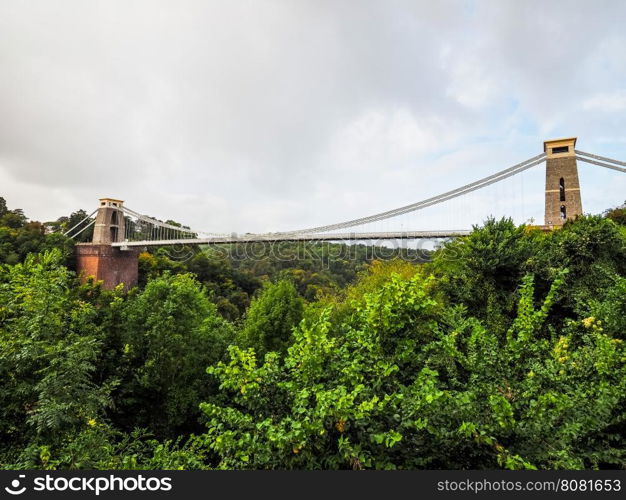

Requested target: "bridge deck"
[{"left": 111, "top": 230, "right": 471, "bottom": 248}]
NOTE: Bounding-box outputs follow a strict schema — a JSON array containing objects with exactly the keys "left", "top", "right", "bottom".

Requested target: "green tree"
[
  {"left": 431, "top": 218, "right": 539, "bottom": 334},
  {"left": 239, "top": 280, "right": 304, "bottom": 358},
  {"left": 0, "top": 198, "right": 74, "bottom": 266},
  {"left": 201, "top": 267, "right": 625, "bottom": 470},
  {"left": 116, "top": 273, "right": 234, "bottom": 438},
  {"left": 1, "top": 209, "right": 27, "bottom": 229},
  {"left": 0, "top": 197, "right": 7, "bottom": 218},
  {"left": 0, "top": 250, "right": 112, "bottom": 459},
  {"left": 604, "top": 201, "right": 626, "bottom": 226},
  {"left": 527, "top": 216, "right": 626, "bottom": 318}
]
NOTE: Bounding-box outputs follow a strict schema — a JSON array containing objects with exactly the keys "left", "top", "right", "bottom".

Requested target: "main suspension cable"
[
  {"left": 575, "top": 152, "right": 626, "bottom": 174},
  {"left": 576, "top": 150, "right": 626, "bottom": 169},
  {"left": 67, "top": 219, "right": 96, "bottom": 239},
  {"left": 283, "top": 153, "right": 547, "bottom": 234},
  {"left": 62, "top": 209, "right": 98, "bottom": 236}
]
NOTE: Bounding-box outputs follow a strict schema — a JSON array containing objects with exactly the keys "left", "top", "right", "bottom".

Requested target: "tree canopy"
[{"left": 0, "top": 196, "right": 625, "bottom": 469}]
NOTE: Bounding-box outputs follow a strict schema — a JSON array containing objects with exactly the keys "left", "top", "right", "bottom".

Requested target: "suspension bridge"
[{"left": 66, "top": 138, "right": 626, "bottom": 289}]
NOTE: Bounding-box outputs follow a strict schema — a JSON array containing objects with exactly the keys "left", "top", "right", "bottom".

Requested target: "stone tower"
[
  {"left": 75, "top": 198, "right": 139, "bottom": 290},
  {"left": 544, "top": 138, "right": 583, "bottom": 226},
  {"left": 92, "top": 198, "right": 125, "bottom": 244}
]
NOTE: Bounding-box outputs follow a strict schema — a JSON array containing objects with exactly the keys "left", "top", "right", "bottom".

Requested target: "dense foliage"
[{"left": 0, "top": 195, "right": 625, "bottom": 469}]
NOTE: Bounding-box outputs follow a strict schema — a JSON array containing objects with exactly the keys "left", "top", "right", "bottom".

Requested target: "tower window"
[
  {"left": 552, "top": 146, "right": 569, "bottom": 154},
  {"left": 560, "top": 205, "right": 567, "bottom": 220},
  {"left": 559, "top": 178, "right": 566, "bottom": 201},
  {"left": 111, "top": 210, "right": 118, "bottom": 225}
]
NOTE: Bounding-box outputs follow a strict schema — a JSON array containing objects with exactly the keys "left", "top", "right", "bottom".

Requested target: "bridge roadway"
[{"left": 112, "top": 230, "right": 472, "bottom": 248}]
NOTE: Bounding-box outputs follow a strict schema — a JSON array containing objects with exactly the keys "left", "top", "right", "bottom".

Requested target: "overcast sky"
[{"left": 1, "top": 0, "right": 625, "bottom": 234}]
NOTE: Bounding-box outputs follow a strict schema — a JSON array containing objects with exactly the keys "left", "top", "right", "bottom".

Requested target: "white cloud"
[
  {"left": 1, "top": 0, "right": 625, "bottom": 234},
  {"left": 583, "top": 91, "right": 626, "bottom": 113}
]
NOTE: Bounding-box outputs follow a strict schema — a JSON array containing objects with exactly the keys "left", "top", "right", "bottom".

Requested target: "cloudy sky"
[{"left": 1, "top": 0, "right": 625, "bottom": 234}]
